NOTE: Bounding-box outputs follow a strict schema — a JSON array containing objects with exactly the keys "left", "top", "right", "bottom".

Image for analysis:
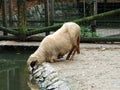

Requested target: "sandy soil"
[{"left": 51, "top": 43, "right": 120, "bottom": 90}]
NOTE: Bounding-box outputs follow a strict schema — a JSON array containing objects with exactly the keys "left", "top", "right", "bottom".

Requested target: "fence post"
[
  {"left": 104, "top": 0, "right": 107, "bottom": 12},
  {"left": 2, "top": 0, "right": 8, "bottom": 36},
  {"left": 45, "top": 0, "right": 50, "bottom": 36},
  {"left": 9, "top": 0, "right": 13, "bottom": 27},
  {"left": 44, "top": 0, "right": 54, "bottom": 36},
  {"left": 91, "top": 0, "right": 97, "bottom": 36},
  {"left": 17, "top": 0, "right": 27, "bottom": 39},
  {"left": 83, "top": 0, "right": 86, "bottom": 17},
  {"left": 49, "top": 0, "right": 54, "bottom": 26},
  {"left": 76, "top": 0, "right": 80, "bottom": 16}
]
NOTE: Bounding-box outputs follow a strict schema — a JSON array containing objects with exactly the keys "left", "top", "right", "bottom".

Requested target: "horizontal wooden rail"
[
  {"left": 26, "top": 8, "right": 120, "bottom": 36},
  {"left": 0, "top": 26, "right": 18, "bottom": 35},
  {"left": 0, "top": 35, "right": 120, "bottom": 42},
  {"left": 0, "top": 8, "right": 120, "bottom": 42}
]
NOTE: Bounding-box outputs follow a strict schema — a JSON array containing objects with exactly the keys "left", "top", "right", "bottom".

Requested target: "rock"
[{"left": 29, "top": 62, "right": 72, "bottom": 90}]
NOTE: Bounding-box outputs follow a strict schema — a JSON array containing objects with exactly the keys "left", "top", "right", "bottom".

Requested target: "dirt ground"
[{"left": 51, "top": 43, "right": 120, "bottom": 90}]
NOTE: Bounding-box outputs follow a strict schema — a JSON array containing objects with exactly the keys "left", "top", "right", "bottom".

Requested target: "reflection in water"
[
  {"left": 0, "top": 67, "right": 19, "bottom": 90},
  {"left": 0, "top": 63, "right": 31, "bottom": 90},
  {"left": 0, "top": 50, "right": 33, "bottom": 90}
]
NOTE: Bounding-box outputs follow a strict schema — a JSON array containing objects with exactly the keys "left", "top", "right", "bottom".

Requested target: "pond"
[{"left": 0, "top": 48, "right": 34, "bottom": 90}]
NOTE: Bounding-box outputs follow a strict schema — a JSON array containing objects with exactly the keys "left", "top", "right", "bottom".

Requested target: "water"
[{"left": 0, "top": 49, "right": 33, "bottom": 90}]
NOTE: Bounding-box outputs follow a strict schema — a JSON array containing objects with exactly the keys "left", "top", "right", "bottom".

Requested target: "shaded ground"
[{"left": 50, "top": 43, "right": 120, "bottom": 90}]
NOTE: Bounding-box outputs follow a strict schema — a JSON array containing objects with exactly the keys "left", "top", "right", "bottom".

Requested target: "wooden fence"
[{"left": 0, "top": 0, "right": 120, "bottom": 42}]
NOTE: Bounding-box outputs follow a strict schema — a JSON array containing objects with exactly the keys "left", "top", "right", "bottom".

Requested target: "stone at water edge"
[{"left": 29, "top": 62, "right": 72, "bottom": 90}]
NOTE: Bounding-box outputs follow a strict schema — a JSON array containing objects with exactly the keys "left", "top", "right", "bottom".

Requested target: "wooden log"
[
  {"left": 0, "top": 34, "right": 120, "bottom": 42},
  {"left": 0, "top": 35, "right": 44, "bottom": 41},
  {"left": 81, "top": 37, "right": 120, "bottom": 43},
  {"left": 0, "top": 36, "right": 19, "bottom": 41},
  {"left": 0, "top": 26, "right": 18, "bottom": 35},
  {"left": 26, "top": 24, "right": 62, "bottom": 36},
  {"left": 27, "top": 36, "right": 120, "bottom": 42}
]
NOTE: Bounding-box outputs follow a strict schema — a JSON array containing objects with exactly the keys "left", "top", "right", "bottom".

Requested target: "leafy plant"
[{"left": 80, "top": 26, "right": 99, "bottom": 38}]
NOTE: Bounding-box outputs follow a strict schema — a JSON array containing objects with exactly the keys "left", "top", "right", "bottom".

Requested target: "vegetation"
[{"left": 81, "top": 26, "right": 98, "bottom": 38}]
